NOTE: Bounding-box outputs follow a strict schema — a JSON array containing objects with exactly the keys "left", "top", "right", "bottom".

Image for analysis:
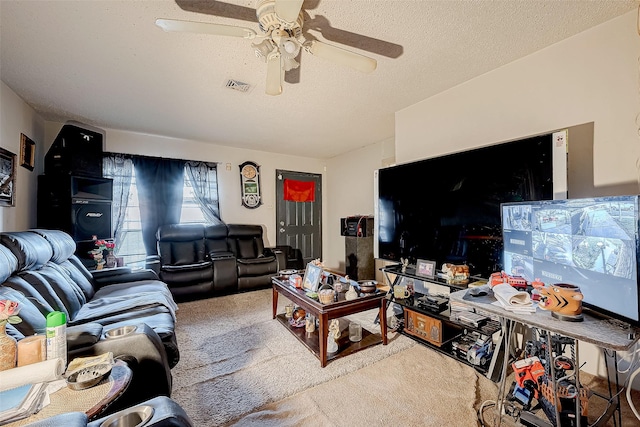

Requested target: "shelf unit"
[{"left": 382, "top": 265, "right": 502, "bottom": 378}]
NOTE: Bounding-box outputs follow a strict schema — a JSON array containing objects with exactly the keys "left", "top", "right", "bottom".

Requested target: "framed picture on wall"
[
  {"left": 19, "top": 133, "right": 35, "bottom": 171},
  {"left": 0, "top": 147, "right": 17, "bottom": 207},
  {"left": 416, "top": 259, "right": 436, "bottom": 279}
]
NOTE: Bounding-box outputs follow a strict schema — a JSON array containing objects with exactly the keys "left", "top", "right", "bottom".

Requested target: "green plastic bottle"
[{"left": 46, "top": 311, "right": 67, "bottom": 365}]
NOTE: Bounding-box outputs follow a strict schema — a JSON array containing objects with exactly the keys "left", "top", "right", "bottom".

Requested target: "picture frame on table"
[
  {"left": 19, "top": 133, "right": 36, "bottom": 171},
  {"left": 0, "top": 147, "right": 16, "bottom": 207},
  {"left": 302, "top": 262, "right": 323, "bottom": 292},
  {"left": 416, "top": 259, "right": 436, "bottom": 279}
]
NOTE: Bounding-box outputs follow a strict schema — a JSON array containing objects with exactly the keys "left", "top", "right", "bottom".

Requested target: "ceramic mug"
[{"left": 393, "top": 285, "right": 410, "bottom": 299}]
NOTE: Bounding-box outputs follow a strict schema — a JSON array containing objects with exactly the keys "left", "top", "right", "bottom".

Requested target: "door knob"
[{"left": 279, "top": 228, "right": 285, "bottom": 233}]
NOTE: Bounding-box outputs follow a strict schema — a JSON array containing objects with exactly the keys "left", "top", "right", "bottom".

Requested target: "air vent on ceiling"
[{"left": 224, "top": 79, "right": 252, "bottom": 93}]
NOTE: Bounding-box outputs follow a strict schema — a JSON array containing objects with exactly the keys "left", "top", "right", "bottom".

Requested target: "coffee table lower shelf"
[{"left": 276, "top": 314, "right": 382, "bottom": 364}]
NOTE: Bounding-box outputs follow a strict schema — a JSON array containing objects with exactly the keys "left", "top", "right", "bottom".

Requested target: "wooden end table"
[
  {"left": 4, "top": 360, "right": 132, "bottom": 426},
  {"left": 272, "top": 277, "right": 388, "bottom": 367}
]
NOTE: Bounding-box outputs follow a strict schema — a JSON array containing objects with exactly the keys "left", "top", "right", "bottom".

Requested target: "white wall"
[
  {"left": 394, "top": 10, "right": 640, "bottom": 381},
  {"left": 44, "top": 122, "right": 327, "bottom": 251},
  {"left": 0, "top": 81, "right": 45, "bottom": 231},
  {"left": 396, "top": 11, "right": 640, "bottom": 192},
  {"left": 324, "top": 137, "right": 394, "bottom": 271}
]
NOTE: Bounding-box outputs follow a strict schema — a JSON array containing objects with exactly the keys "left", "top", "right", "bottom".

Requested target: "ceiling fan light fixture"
[
  {"left": 252, "top": 39, "right": 274, "bottom": 61},
  {"left": 282, "top": 57, "right": 299, "bottom": 72},
  {"left": 283, "top": 40, "right": 297, "bottom": 54},
  {"left": 278, "top": 38, "right": 300, "bottom": 61}
]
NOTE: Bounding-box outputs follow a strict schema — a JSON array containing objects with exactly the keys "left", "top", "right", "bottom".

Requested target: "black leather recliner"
[
  {"left": 226, "top": 224, "right": 278, "bottom": 290},
  {"left": 0, "top": 229, "right": 178, "bottom": 404},
  {"left": 154, "top": 224, "right": 214, "bottom": 298},
  {"left": 0, "top": 230, "right": 178, "bottom": 366}
]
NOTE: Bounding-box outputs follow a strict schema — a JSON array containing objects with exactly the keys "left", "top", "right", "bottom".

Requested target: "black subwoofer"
[
  {"left": 37, "top": 175, "right": 113, "bottom": 240},
  {"left": 71, "top": 201, "right": 112, "bottom": 241}
]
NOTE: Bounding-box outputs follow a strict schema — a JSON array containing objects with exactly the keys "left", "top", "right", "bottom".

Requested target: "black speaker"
[
  {"left": 44, "top": 121, "right": 105, "bottom": 178},
  {"left": 71, "top": 201, "right": 112, "bottom": 241},
  {"left": 345, "top": 235, "right": 374, "bottom": 281},
  {"left": 38, "top": 175, "right": 113, "bottom": 241}
]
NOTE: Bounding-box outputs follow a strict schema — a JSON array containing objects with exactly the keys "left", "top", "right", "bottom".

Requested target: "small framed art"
[
  {"left": 0, "top": 147, "right": 16, "bottom": 207},
  {"left": 20, "top": 134, "right": 35, "bottom": 171},
  {"left": 302, "top": 262, "right": 323, "bottom": 292},
  {"left": 416, "top": 259, "right": 436, "bottom": 279}
]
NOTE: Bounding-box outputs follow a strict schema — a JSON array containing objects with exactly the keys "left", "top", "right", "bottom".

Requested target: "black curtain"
[{"left": 133, "top": 157, "right": 186, "bottom": 256}]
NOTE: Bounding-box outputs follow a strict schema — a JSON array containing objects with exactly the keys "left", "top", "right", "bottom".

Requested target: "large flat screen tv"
[
  {"left": 502, "top": 196, "right": 640, "bottom": 325},
  {"left": 377, "top": 132, "right": 567, "bottom": 278}
]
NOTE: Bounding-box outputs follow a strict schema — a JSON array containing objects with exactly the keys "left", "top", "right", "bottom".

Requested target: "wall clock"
[{"left": 239, "top": 161, "right": 262, "bottom": 209}]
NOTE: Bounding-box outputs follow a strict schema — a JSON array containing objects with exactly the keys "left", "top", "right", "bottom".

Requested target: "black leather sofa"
[
  {"left": 0, "top": 229, "right": 179, "bottom": 404},
  {"left": 149, "top": 223, "right": 288, "bottom": 299}
]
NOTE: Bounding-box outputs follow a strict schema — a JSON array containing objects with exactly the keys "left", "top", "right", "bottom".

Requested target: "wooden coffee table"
[{"left": 272, "top": 277, "right": 388, "bottom": 367}]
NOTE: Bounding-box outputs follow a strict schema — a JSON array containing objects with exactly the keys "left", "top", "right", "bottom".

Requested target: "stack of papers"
[
  {"left": 491, "top": 283, "right": 536, "bottom": 314},
  {"left": 0, "top": 382, "right": 48, "bottom": 424}
]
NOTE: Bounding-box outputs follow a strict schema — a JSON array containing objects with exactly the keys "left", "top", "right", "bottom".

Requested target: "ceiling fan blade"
[
  {"left": 307, "top": 16, "right": 403, "bottom": 59},
  {"left": 266, "top": 52, "right": 283, "bottom": 96},
  {"left": 309, "top": 41, "right": 377, "bottom": 73},
  {"left": 175, "top": 0, "right": 257, "bottom": 22},
  {"left": 275, "top": 0, "right": 304, "bottom": 23},
  {"left": 155, "top": 18, "right": 256, "bottom": 39}
]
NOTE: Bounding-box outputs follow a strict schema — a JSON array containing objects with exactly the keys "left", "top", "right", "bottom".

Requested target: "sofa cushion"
[
  {"left": 157, "top": 224, "right": 206, "bottom": 266},
  {"left": 30, "top": 229, "right": 76, "bottom": 264},
  {"left": 56, "top": 259, "right": 96, "bottom": 300},
  {"left": 0, "top": 245, "right": 18, "bottom": 283},
  {"left": 17, "top": 270, "right": 70, "bottom": 318},
  {"left": 227, "top": 224, "right": 267, "bottom": 260},
  {"left": 204, "top": 224, "right": 229, "bottom": 254},
  {"left": 33, "top": 264, "right": 87, "bottom": 319},
  {"left": 237, "top": 238, "right": 257, "bottom": 259},
  {"left": 172, "top": 241, "right": 204, "bottom": 265},
  {"left": 0, "top": 232, "right": 53, "bottom": 271}
]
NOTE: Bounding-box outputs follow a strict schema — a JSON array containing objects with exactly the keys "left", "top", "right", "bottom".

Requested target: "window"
[{"left": 105, "top": 157, "right": 219, "bottom": 267}]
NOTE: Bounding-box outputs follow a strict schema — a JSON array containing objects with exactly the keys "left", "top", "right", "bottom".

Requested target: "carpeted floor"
[
  {"left": 171, "top": 289, "right": 640, "bottom": 426},
  {"left": 171, "top": 289, "right": 420, "bottom": 426}
]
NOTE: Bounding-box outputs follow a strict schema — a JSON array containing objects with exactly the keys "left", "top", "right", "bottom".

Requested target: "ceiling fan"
[{"left": 156, "top": 0, "right": 398, "bottom": 96}]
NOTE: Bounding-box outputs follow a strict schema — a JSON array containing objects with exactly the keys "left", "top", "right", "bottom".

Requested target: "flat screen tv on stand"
[{"left": 376, "top": 131, "right": 568, "bottom": 279}]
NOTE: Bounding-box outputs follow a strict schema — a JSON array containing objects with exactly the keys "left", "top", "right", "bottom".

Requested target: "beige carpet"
[
  {"left": 172, "top": 289, "right": 420, "bottom": 426},
  {"left": 172, "top": 289, "right": 640, "bottom": 426},
  {"left": 229, "top": 345, "right": 497, "bottom": 427}
]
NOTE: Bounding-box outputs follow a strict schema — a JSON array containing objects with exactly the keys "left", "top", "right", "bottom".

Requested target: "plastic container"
[{"left": 46, "top": 311, "right": 67, "bottom": 365}]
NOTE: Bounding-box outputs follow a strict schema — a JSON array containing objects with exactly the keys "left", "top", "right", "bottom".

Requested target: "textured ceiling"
[{"left": 1, "top": 1, "right": 637, "bottom": 158}]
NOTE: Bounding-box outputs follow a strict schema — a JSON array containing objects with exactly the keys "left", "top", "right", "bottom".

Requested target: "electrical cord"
[
  {"left": 620, "top": 341, "right": 640, "bottom": 421},
  {"left": 617, "top": 344, "right": 640, "bottom": 374},
  {"left": 627, "top": 366, "right": 640, "bottom": 420},
  {"left": 477, "top": 400, "right": 496, "bottom": 426}
]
